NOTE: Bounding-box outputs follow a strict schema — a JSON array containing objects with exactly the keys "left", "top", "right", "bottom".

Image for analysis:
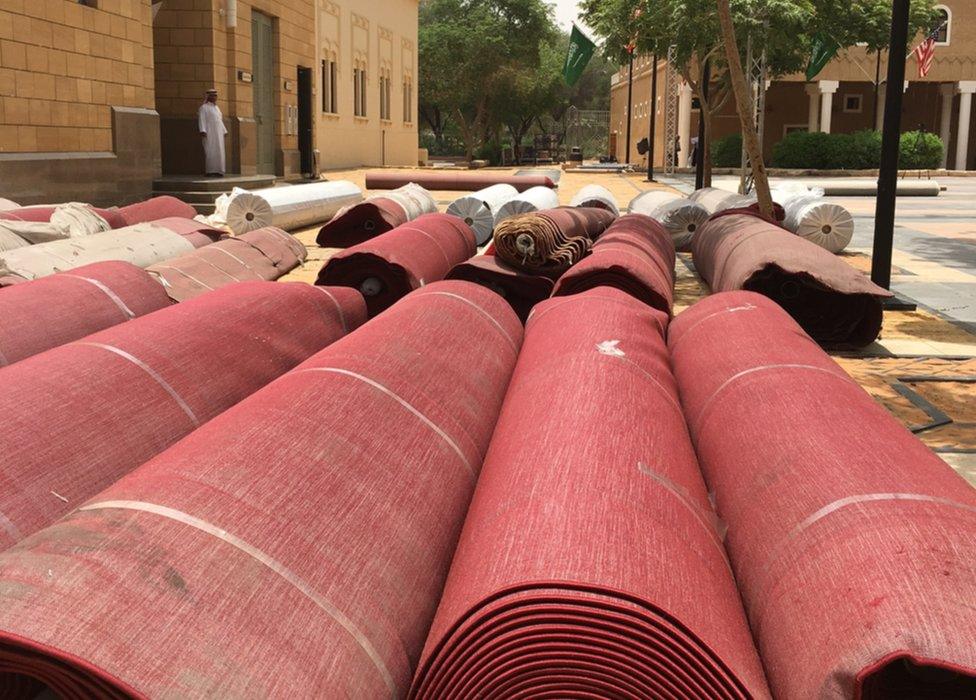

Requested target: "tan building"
[
  {"left": 611, "top": 1, "right": 976, "bottom": 170},
  {"left": 0, "top": 0, "right": 418, "bottom": 205}
]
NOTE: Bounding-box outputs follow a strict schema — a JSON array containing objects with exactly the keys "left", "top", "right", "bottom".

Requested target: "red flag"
[{"left": 912, "top": 23, "right": 943, "bottom": 78}]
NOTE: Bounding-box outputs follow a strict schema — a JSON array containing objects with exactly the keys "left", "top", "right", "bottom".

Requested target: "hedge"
[
  {"left": 770, "top": 129, "right": 943, "bottom": 170},
  {"left": 712, "top": 133, "right": 743, "bottom": 167}
]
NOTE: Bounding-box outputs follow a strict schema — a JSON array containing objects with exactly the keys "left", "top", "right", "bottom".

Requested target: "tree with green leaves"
[
  {"left": 419, "top": 0, "right": 552, "bottom": 162},
  {"left": 580, "top": 0, "right": 939, "bottom": 208}
]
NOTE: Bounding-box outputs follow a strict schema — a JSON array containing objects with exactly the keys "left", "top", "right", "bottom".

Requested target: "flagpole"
[
  {"left": 647, "top": 53, "right": 658, "bottom": 181},
  {"left": 871, "top": 0, "right": 911, "bottom": 298},
  {"left": 625, "top": 52, "right": 634, "bottom": 164}
]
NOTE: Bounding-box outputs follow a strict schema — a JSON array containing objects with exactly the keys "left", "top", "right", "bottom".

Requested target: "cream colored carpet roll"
[
  {"left": 223, "top": 180, "right": 363, "bottom": 234},
  {"left": 569, "top": 184, "right": 620, "bottom": 216},
  {"left": 446, "top": 184, "right": 519, "bottom": 245},
  {"left": 493, "top": 186, "right": 560, "bottom": 227}
]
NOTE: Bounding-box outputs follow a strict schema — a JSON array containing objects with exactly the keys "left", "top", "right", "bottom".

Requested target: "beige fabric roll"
[{"left": 0, "top": 224, "right": 194, "bottom": 285}]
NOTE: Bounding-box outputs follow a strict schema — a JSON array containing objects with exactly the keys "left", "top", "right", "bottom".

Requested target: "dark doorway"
[
  {"left": 252, "top": 11, "right": 275, "bottom": 174},
  {"left": 297, "top": 66, "right": 314, "bottom": 176}
]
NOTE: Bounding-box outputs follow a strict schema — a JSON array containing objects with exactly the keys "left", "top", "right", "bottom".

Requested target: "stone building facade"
[
  {"left": 610, "top": 1, "right": 976, "bottom": 170},
  {"left": 0, "top": 0, "right": 419, "bottom": 205}
]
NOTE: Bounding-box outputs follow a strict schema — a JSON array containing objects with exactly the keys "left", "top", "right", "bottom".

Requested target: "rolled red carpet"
[
  {"left": 0, "top": 205, "right": 128, "bottom": 229},
  {"left": 0, "top": 280, "right": 521, "bottom": 698},
  {"left": 669, "top": 292, "right": 976, "bottom": 699},
  {"left": 118, "top": 195, "right": 197, "bottom": 225},
  {"left": 148, "top": 227, "right": 307, "bottom": 302},
  {"left": 365, "top": 170, "right": 555, "bottom": 192},
  {"left": 317, "top": 213, "right": 476, "bottom": 317},
  {"left": 446, "top": 254, "right": 553, "bottom": 322},
  {"left": 552, "top": 213, "right": 675, "bottom": 316},
  {"left": 0, "top": 261, "right": 172, "bottom": 367},
  {"left": 492, "top": 207, "right": 615, "bottom": 278},
  {"left": 0, "top": 281, "right": 365, "bottom": 550},
  {"left": 692, "top": 211, "right": 891, "bottom": 348},
  {"left": 411, "top": 287, "right": 771, "bottom": 700},
  {"left": 317, "top": 183, "right": 437, "bottom": 247}
]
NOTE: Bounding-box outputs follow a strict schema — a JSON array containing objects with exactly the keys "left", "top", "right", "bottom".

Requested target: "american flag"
[{"left": 913, "top": 22, "right": 945, "bottom": 78}]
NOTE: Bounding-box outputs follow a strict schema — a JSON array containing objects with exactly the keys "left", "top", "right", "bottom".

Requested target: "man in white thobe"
[{"left": 198, "top": 89, "right": 228, "bottom": 177}]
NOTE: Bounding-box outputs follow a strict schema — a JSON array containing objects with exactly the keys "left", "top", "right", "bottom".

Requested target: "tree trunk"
[{"left": 715, "top": 0, "right": 774, "bottom": 219}]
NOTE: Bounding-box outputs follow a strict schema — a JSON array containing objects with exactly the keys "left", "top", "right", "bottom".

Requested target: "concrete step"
[
  {"left": 152, "top": 174, "right": 276, "bottom": 192},
  {"left": 152, "top": 190, "right": 225, "bottom": 205}
]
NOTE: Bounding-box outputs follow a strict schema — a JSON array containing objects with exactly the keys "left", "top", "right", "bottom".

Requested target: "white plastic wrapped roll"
[
  {"left": 223, "top": 180, "right": 363, "bottom": 234},
  {"left": 493, "top": 186, "right": 560, "bottom": 227},
  {"left": 0, "top": 228, "right": 29, "bottom": 253},
  {"left": 380, "top": 182, "right": 438, "bottom": 220},
  {"left": 570, "top": 184, "right": 620, "bottom": 216},
  {"left": 0, "top": 223, "right": 194, "bottom": 284},
  {"left": 629, "top": 191, "right": 709, "bottom": 252},
  {"left": 781, "top": 195, "right": 855, "bottom": 253},
  {"left": 689, "top": 187, "right": 753, "bottom": 214},
  {"left": 446, "top": 184, "right": 519, "bottom": 245}
]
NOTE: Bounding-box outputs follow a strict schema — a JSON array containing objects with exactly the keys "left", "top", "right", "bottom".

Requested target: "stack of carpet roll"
[
  {"left": 0, "top": 218, "right": 225, "bottom": 286},
  {"left": 147, "top": 227, "right": 307, "bottom": 302},
  {"left": 492, "top": 186, "right": 559, "bottom": 227},
  {"left": 0, "top": 281, "right": 521, "bottom": 698},
  {"left": 317, "top": 183, "right": 437, "bottom": 247},
  {"left": 0, "top": 202, "right": 117, "bottom": 249},
  {"left": 692, "top": 210, "right": 890, "bottom": 347},
  {"left": 446, "top": 184, "right": 519, "bottom": 245},
  {"left": 670, "top": 292, "right": 976, "bottom": 698},
  {"left": 365, "top": 170, "right": 556, "bottom": 192},
  {"left": 552, "top": 213, "right": 675, "bottom": 316},
  {"left": 628, "top": 190, "right": 708, "bottom": 251},
  {"left": 773, "top": 185, "right": 855, "bottom": 253},
  {"left": 569, "top": 183, "right": 620, "bottom": 216},
  {"left": 412, "top": 288, "right": 770, "bottom": 699},
  {"left": 0, "top": 281, "right": 365, "bottom": 551},
  {"left": 0, "top": 261, "right": 173, "bottom": 367},
  {"left": 217, "top": 180, "right": 363, "bottom": 234},
  {"left": 492, "top": 207, "right": 615, "bottom": 278},
  {"left": 317, "top": 213, "right": 477, "bottom": 316}
]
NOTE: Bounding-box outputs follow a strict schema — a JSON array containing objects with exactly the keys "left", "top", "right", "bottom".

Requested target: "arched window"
[{"left": 935, "top": 6, "right": 951, "bottom": 45}]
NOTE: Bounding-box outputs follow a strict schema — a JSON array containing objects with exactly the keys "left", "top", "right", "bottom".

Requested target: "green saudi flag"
[
  {"left": 806, "top": 33, "right": 840, "bottom": 81},
  {"left": 564, "top": 24, "right": 596, "bottom": 86}
]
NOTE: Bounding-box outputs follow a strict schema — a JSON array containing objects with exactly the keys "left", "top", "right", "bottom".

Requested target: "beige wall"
[
  {"left": 0, "top": 0, "right": 155, "bottom": 154},
  {"left": 154, "top": 0, "right": 316, "bottom": 177},
  {"left": 315, "top": 0, "right": 418, "bottom": 169}
]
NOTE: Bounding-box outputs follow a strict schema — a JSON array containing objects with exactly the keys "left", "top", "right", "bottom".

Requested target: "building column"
[
  {"left": 940, "top": 83, "right": 954, "bottom": 169},
  {"left": 805, "top": 84, "right": 819, "bottom": 132},
  {"left": 955, "top": 81, "right": 976, "bottom": 170},
  {"left": 818, "top": 80, "right": 839, "bottom": 133},
  {"left": 678, "top": 83, "right": 693, "bottom": 167}
]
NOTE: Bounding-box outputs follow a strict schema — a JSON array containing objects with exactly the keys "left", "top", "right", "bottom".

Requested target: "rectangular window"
[
  {"left": 380, "top": 75, "right": 391, "bottom": 121},
  {"left": 843, "top": 95, "right": 863, "bottom": 114},
  {"left": 354, "top": 68, "right": 367, "bottom": 117},
  {"left": 403, "top": 81, "right": 412, "bottom": 123},
  {"left": 321, "top": 60, "right": 334, "bottom": 113}
]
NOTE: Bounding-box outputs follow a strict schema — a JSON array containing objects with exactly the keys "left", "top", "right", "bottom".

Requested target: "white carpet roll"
[
  {"left": 629, "top": 191, "right": 709, "bottom": 252},
  {"left": 493, "top": 186, "right": 560, "bottom": 227},
  {"left": 570, "top": 184, "right": 620, "bottom": 216},
  {"left": 781, "top": 195, "right": 855, "bottom": 253},
  {"left": 223, "top": 180, "right": 363, "bottom": 234},
  {"left": 446, "top": 184, "right": 519, "bottom": 245},
  {"left": 689, "top": 187, "right": 754, "bottom": 214}
]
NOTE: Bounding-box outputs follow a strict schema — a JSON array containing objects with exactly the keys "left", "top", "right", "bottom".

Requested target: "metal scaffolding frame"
[
  {"left": 663, "top": 45, "right": 679, "bottom": 175},
  {"left": 739, "top": 30, "right": 769, "bottom": 195}
]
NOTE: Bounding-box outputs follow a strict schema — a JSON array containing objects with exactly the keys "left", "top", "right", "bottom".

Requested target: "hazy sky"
[{"left": 551, "top": 0, "right": 591, "bottom": 32}]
